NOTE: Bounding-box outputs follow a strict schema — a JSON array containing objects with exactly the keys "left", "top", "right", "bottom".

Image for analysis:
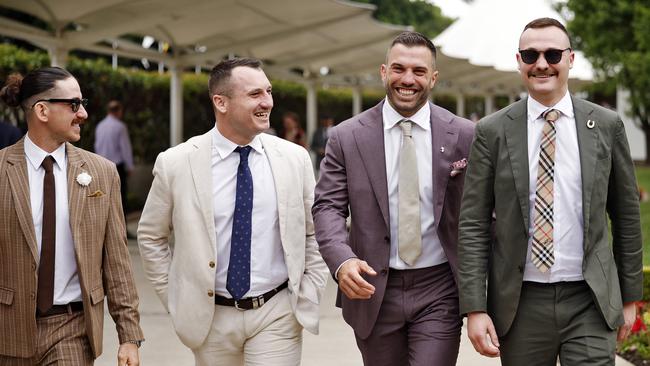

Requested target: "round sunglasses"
[
  {"left": 518, "top": 48, "right": 571, "bottom": 65},
  {"left": 31, "top": 98, "right": 88, "bottom": 113}
]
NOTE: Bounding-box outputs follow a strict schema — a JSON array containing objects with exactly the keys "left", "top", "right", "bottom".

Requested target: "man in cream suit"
[
  {"left": 459, "top": 18, "right": 642, "bottom": 365},
  {"left": 0, "top": 67, "right": 143, "bottom": 365},
  {"left": 138, "top": 57, "right": 328, "bottom": 365}
]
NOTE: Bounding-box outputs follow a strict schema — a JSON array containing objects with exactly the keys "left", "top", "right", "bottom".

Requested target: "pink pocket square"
[{"left": 450, "top": 158, "right": 468, "bottom": 177}]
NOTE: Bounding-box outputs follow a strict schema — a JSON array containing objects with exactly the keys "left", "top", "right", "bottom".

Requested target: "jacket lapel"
[
  {"left": 353, "top": 102, "right": 390, "bottom": 229},
  {"left": 503, "top": 99, "right": 531, "bottom": 232},
  {"left": 6, "top": 139, "right": 39, "bottom": 260},
  {"left": 189, "top": 132, "right": 216, "bottom": 248},
  {"left": 431, "top": 103, "right": 459, "bottom": 229},
  {"left": 66, "top": 143, "right": 87, "bottom": 251},
  {"left": 260, "top": 135, "right": 288, "bottom": 243},
  {"left": 572, "top": 97, "right": 598, "bottom": 239}
]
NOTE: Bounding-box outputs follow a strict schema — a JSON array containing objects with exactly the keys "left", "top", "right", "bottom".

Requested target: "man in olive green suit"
[{"left": 458, "top": 18, "right": 642, "bottom": 366}]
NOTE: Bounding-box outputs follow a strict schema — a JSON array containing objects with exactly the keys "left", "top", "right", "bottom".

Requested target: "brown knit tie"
[
  {"left": 37, "top": 156, "right": 56, "bottom": 313},
  {"left": 531, "top": 109, "right": 560, "bottom": 272}
]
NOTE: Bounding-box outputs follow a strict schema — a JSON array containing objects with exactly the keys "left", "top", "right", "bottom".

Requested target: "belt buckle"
[
  {"left": 252, "top": 295, "right": 265, "bottom": 309},
  {"left": 233, "top": 300, "right": 246, "bottom": 311}
]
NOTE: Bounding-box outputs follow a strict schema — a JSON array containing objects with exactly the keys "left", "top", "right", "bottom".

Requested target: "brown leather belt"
[
  {"left": 36, "top": 301, "right": 83, "bottom": 317},
  {"left": 214, "top": 281, "right": 288, "bottom": 310}
]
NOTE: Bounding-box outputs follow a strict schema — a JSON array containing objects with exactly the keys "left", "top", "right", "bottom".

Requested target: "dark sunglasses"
[
  {"left": 32, "top": 98, "right": 88, "bottom": 113},
  {"left": 518, "top": 48, "right": 571, "bottom": 65}
]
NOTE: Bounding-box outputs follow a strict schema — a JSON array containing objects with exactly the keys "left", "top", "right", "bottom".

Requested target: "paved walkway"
[{"left": 95, "top": 224, "right": 632, "bottom": 365}]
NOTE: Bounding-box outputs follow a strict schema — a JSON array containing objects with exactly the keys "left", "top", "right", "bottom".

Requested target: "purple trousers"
[{"left": 355, "top": 262, "right": 462, "bottom": 366}]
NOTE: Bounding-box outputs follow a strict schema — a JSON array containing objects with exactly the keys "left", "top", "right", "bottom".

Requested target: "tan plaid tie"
[
  {"left": 532, "top": 109, "right": 560, "bottom": 272},
  {"left": 398, "top": 120, "right": 421, "bottom": 265}
]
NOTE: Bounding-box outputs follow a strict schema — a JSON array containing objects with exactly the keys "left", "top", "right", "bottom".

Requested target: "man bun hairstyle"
[
  {"left": 208, "top": 57, "right": 263, "bottom": 97},
  {"left": 0, "top": 67, "right": 73, "bottom": 110}
]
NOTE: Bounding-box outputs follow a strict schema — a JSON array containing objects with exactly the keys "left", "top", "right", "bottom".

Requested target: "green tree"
[
  {"left": 355, "top": 0, "right": 453, "bottom": 39},
  {"left": 563, "top": 0, "right": 650, "bottom": 163}
]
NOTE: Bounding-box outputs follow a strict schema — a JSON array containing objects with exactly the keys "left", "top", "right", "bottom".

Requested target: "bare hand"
[
  {"left": 338, "top": 259, "right": 376, "bottom": 299},
  {"left": 617, "top": 302, "right": 637, "bottom": 342},
  {"left": 117, "top": 342, "right": 140, "bottom": 366},
  {"left": 467, "top": 312, "right": 500, "bottom": 357}
]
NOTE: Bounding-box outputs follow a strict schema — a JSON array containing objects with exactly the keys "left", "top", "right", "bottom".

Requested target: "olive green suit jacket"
[{"left": 458, "top": 96, "right": 643, "bottom": 336}]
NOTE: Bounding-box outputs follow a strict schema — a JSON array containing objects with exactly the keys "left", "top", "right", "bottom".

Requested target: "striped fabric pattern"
[
  {"left": 0, "top": 139, "right": 143, "bottom": 360},
  {"left": 531, "top": 109, "right": 560, "bottom": 272}
]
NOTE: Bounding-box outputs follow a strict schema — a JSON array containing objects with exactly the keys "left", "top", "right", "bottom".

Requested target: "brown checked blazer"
[{"left": 0, "top": 139, "right": 143, "bottom": 358}]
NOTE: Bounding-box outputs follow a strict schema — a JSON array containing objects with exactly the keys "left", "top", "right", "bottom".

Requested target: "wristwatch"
[{"left": 124, "top": 340, "right": 143, "bottom": 348}]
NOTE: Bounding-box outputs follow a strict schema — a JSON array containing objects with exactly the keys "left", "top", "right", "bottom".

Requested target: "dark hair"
[
  {"left": 0, "top": 67, "right": 73, "bottom": 109},
  {"left": 522, "top": 17, "right": 571, "bottom": 46},
  {"left": 107, "top": 100, "right": 123, "bottom": 114},
  {"left": 390, "top": 31, "right": 437, "bottom": 59},
  {"left": 208, "top": 58, "right": 262, "bottom": 97}
]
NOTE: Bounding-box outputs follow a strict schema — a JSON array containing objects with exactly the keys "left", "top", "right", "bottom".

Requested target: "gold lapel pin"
[{"left": 587, "top": 120, "right": 595, "bottom": 129}]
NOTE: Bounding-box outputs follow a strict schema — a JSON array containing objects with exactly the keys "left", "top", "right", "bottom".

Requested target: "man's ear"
[
  {"left": 31, "top": 102, "right": 49, "bottom": 123},
  {"left": 212, "top": 94, "right": 228, "bottom": 114}
]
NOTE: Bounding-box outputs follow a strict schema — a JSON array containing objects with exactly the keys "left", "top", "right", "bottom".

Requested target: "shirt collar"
[
  {"left": 527, "top": 91, "right": 574, "bottom": 123},
  {"left": 24, "top": 133, "right": 66, "bottom": 171},
  {"left": 211, "top": 125, "right": 263, "bottom": 160},
  {"left": 382, "top": 98, "right": 431, "bottom": 131}
]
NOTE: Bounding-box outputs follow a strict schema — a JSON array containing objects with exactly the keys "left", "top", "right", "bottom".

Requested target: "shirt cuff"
[{"left": 334, "top": 258, "right": 356, "bottom": 280}]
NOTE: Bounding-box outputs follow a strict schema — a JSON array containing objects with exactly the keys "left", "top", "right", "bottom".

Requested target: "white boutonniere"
[{"left": 76, "top": 172, "right": 92, "bottom": 187}]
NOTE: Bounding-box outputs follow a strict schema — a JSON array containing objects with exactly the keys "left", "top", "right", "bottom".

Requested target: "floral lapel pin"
[
  {"left": 450, "top": 158, "right": 468, "bottom": 177},
  {"left": 87, "top": 190, "right": 104, "bottom": 198},
  {"left": 76, "top": 172, "right": 92, "bottom": 187}
]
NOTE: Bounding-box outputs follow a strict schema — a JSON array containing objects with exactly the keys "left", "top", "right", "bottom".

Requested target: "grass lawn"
[{"left": 636, "top": 165, "right": 650, "bottom": 265}]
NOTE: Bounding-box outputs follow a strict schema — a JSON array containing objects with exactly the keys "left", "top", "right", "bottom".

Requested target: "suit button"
[
  {"left": 209, "top": 261, "right": 215, "bottom": 268},
  {"left": 31, "top": 263, "right": 36, "bottom": 270},
  {"left": 381, "top": 268, "right": 388, "bottom": 276},
  {"left": 29, "top": 292, "right": 35, "bottom": 299},
  {"left": 384, "top": 236, "right": 390, "bottom": 242},
  {"left": 518, "top": 265, "right": 524, "bottom": 273},
  {"left": 207, "top": 290, "right": 214, "bottom": 297}
]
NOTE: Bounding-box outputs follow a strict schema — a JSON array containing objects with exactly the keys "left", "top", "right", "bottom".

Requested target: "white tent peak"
[{"left": 434, "top": 0, "right": 593, "bottom": 81}]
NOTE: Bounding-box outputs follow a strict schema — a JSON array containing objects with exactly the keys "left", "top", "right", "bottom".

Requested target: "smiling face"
[
  {"left": 517, "top": 25, "right": 574, "bottom": 106},
  {"left": 381, "top": 43, "right": 438, "bottom": 117},
  {"left": 213, "top": 66, "right": 273, "bottom": 145}
]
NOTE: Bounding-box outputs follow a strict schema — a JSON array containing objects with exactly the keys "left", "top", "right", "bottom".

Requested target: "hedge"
[{"left": 0, "top": 43, "right": 384, "bottom": 163}]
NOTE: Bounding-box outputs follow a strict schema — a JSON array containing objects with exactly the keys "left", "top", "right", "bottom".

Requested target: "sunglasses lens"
[
  {"left": 520, "top": 50, "right": 539, "bottom": 64},
  {"left": 544, "top": 49, "right": 563, "bottom": 64}
]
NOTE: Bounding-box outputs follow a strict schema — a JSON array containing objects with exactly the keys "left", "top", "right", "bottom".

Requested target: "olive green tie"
[{"left": 398, "top": 120, "right": 421, "bottom": 265}]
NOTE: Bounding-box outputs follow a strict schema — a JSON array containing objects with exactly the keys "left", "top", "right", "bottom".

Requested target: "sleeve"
[
  {"left": 136, "top": 153, "right": 174, "bottom": 310},
  {"left": 457, "top": 122, "right": 496, "bottom": 315},
  {"left": 102, "top": 165, "right": 144, "bottom": 343},
  {"left": 607, "top": 118, "right": 643, "bottom": 303},
  {"left": 311, "top": 127, "right": 357, "bottom": 277}
]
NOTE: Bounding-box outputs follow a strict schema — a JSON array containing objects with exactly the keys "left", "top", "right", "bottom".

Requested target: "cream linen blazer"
[{"left": 137, "top": 131, "right": 328, "bottom": 349}]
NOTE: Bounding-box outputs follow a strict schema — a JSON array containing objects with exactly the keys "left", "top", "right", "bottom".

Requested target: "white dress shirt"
[
  {"left": 211, "top": 127, "right": 288, "bottom": 298},
  {"left": 524, "top": 92, "right": 584, "bottom": 282},
  {"left": 383, "top": 99, "right": 447, "bottom": 269},
  {"left": 24, "top": 134, "right": 81, "bottom": 304}
]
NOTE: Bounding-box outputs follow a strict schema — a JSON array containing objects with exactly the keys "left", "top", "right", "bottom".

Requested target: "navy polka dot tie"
[{"left": 226, "top": 146, "right": 253, "bottom": 300}]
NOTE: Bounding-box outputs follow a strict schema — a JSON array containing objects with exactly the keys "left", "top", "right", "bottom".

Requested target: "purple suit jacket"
[{"left": 312, "top": 100, "right": 475, "bottom": 339}]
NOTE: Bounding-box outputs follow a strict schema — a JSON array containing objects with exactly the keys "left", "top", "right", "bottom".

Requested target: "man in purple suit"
[{"left": 312, "top": 31, "right": 475, "bottom": 365}]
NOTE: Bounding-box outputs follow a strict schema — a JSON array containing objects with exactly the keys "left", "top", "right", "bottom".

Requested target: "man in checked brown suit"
[{"left": 0, "top": 67, "right": 143, "bottom": 365}]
